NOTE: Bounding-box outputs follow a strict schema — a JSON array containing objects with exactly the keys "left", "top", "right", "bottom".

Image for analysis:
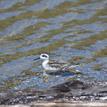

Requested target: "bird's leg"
[
  {"left": 43, "top": 70, "right": 48, "bottom": 76},
  {"left": 42, "top": 70, "right": 49, "bottom": 82}
]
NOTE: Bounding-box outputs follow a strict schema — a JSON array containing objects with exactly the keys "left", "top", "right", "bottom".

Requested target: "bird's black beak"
[{"left": 33, "top": 57, "right": 40, "bottom": 61}]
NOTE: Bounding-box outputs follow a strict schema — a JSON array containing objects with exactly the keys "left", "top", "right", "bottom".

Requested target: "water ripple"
[
  {"left": 0, "top": 0, "right": 107, "bottom": 93},
  {"left": 0, "top": 0, "right": 25, "bottom": 9}
]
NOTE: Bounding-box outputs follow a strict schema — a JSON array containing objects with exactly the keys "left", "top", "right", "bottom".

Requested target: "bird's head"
[{"left": 34, "top": 53, "right": 49, "bottom": 61}]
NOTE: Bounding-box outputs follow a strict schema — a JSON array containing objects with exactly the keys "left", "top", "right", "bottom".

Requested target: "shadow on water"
[{"left": 0, "top": 0, "right": 107, "bottom": 104}]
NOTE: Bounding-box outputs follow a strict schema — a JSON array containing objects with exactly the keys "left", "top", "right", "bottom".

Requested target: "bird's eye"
[{"left": 42, "top": 55, "right": 47, "bottom": 58}]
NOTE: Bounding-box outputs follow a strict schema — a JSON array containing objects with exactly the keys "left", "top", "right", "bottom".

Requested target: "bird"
[{"left": 34, "top": 53, "right": 79, "bottom": 75}]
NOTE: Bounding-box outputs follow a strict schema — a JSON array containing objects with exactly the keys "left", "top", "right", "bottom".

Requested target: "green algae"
[
  {"left": 0, "top": 1, "right": 83, "bottom": 31},
  {"left": 35, "top": 29, "right": 64, "bottom": 42},
  {"left": 4, "top": 79, "right": 21, "bottom": 90},
  {"left": 35, "top": 35, "right": 54, "bottom": 43},
  {"left": 12, "top": 28, "right": 64, "bottom": 49},
  {"left": 94, "top": 47, "right": 107, "bottom": 58},
  {"left": 83, "top": 57, "right": 96, "bottom": 64},
  {"left": 0, "top": 52, "right": 4, "bottom": 55},
  {"left": 68, "top": 56, "right": 85, "bottom": 65},
  {"left": 0, "top": 0, "right": 91, "bottom": 12},
  {"left": 22, "top": 69, "right": 40, "bottom": 76},
  {"left": 4, "top": 22, "right": 49, "bottom": 41},
  {"left": 94, "top": 7, "right": 107, "bottom": 17},
  {"left": 77, "top": 0, "right": 91, "bottom": 4},
  {"left": 92, "top": 64, "right": 103, "bottom": 71},
  {"left": 0, "top": 78, "right": 23, "bottom": 92},
  {"left": 72, "top": 30, "right": 107, "bottom": 49},
  {"left": 74, "top": 30, "right": 93, "bottom": 34},
  {"left": 49, "top": 29, "right": 64, "bottom": 35},
  {"left": 0, "top": 0, "right": 39, "bottom": 13},
  {"left": 0, "top": 0, "right": 94, "bottom": 31},
  {"left": 0, "top": 0, "right": 105, "bottom": 31},
  {"left": 63, "top": 7, "right": 107, "bottom": 28},
  {"left": 0, "top": 40, "right": 65, "bottom": 65},
  {"left": 36, "top": 1, "right": 84, "bottom": 19},
  {"left": 0, "top": 14, "right": 41, "bottom": 31},
  {"left": 0, "top": 17, "right": 16, "bottom": 31},
  {"left": 63, "top": 17, "right": 97, "bottom": 28},
  {"left": 0, "top": 1, "right": 83, "bottom": 20}
]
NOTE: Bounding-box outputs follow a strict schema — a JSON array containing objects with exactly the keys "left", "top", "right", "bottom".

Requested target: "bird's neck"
[
  {"left": 42, "top": 59, "right": 49, "bottom": 70},
  {"left": 43, "top": 59, "right": 49, "bottom": 64}
]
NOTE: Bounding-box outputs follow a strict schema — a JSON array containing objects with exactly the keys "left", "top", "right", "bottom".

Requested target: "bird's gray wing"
[
  {"left": 49, "top": 60, "right": 69, "bottom": 71},
  {"left": 48, "top": 62, "right": 62, "bottom": 69},
  {"left": 49, "top": 60, "right": 67, "bottom": 65}
]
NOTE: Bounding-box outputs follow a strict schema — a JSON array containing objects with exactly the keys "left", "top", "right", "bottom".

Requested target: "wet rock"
[{"left": 0, "top": 80, "right": 107, "bottom": 104}]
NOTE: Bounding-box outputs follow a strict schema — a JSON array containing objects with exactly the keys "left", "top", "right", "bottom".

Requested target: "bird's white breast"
[{"left": 42, "top": 60, "right": 58, "bottom": 71}]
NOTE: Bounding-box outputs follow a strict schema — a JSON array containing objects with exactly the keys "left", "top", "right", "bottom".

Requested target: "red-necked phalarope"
[{"left": 34, "top": 53, "right": 79, "bottom": 75}]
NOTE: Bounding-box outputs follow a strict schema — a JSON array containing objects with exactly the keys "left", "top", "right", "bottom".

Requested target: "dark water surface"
[{"left": 0, "top": 0, "right": 107, "bottom": 104}]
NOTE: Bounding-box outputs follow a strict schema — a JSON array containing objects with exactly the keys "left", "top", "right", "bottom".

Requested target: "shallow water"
[{"left": 0, "top": 0, "right": 107, "bottom": 99}]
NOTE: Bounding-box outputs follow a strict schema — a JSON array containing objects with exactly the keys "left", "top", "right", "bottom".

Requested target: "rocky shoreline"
[{"left": 0, "top": 80, "right": 107, "bottom": 105}]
